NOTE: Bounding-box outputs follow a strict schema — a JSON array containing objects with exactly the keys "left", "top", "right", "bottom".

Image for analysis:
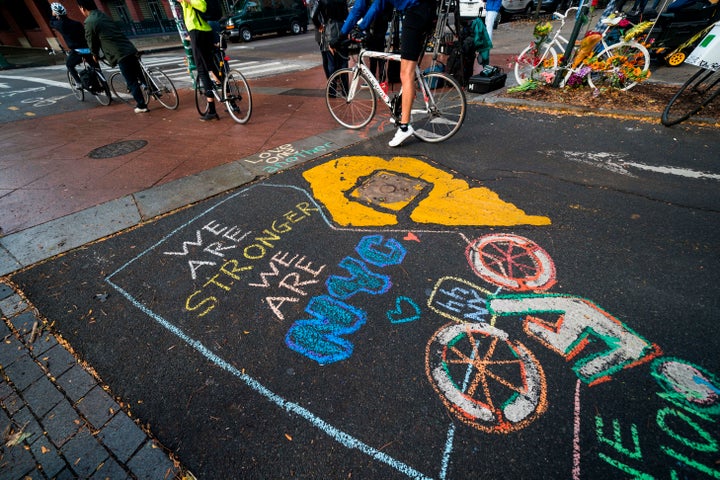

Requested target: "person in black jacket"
[
  {"left": 49, "top": 2, "right": 98, "bottom": 87},
  {"left": 312, "top": 0, "right": 349, "bottom": 90}
]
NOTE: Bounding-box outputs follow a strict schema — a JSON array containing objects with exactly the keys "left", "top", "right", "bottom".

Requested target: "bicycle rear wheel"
[
  {"left": 110, "top": 72, "right": 134, "bottom": 104},
  {"left": 587, "top": 41, "right": 650, "bottom": 91},
  {"left": 662, "top": 67, "right": 720, "bottom": 126},
  {"left": 514, "top": 44, "right": 558, "bottom": 86},
  {"left": 195, "top": 74, "right": 210, "bottom": 115},
  {"left": 412, "top": 72, "right": 466, "bottom": 143},
  {"left": 223, "top": 69, "right": 252, "bottom": 124},
  {"left": 67, "top": 71, "right": 84, "bottom": 101},
  {"left": 325, "top": 68, "right": 376, "bottom": 129},
  {"left": 91, "top": 71, "right": 112, "bottom": 106},
  {"left": 147, "top": 67, "right": 179, "bottom": 110}
]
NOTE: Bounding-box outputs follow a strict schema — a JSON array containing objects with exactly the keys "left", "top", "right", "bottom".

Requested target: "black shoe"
[
  {"left": 229, "top": 101, "right": 241, "bottom": 114},
  {"left": 200, "top": 112, "right": 220, "bottom": 121}
]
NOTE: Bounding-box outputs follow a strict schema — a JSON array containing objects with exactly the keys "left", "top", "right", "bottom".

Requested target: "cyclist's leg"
[
  {"left": 118, "top": 55, "right": 148, "bottom": 110},
  {"left": 190, "top": 29, "right": 218, "bottom": 118},
  {"left": 392, "top": 0, "right": 436, "bottom": 146},
  {"left": 66, "top": 50, "right": 83, "bottom": 85}
]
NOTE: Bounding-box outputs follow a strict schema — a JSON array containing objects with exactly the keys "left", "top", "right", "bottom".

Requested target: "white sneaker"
[
  {"left": 388, "top": 125, "right": 415, "bottom": 147},
  {"left": 134, "top": 107, "right": 149, "bottom": 113}
]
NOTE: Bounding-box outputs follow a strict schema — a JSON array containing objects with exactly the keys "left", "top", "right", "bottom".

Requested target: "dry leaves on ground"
[{"left": 500, "top": 82, "right": 720, "bottom": 121}]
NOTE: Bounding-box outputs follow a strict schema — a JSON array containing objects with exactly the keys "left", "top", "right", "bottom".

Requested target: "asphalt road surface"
[{"left": 11, "top": 105, "right": 720, "bottom": 479}]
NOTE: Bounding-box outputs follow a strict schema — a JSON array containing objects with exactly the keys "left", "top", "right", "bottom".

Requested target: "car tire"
[
  {"left": 240, "top": 27, "right": 252, "bottom": 42},
  {"left": 290, "top": 20, "right": 302, "bottom": 35}
]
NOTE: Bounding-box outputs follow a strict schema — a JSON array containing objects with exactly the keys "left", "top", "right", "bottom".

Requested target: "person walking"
[
  {"left": 312, "top": 0, "right": 350, "bottom": 94},
  {"left": 177, "top": 0, "right": 221, "bottom": 121},
  {"left": 76, "top": 0, "right": 148, "bottom": 113},
  {"left": 341, "top": 0, "right": 437, "bottom": 147},
  {"left": 49, "top": 2, "right": 99, "bottom": 88},
  {"left": 483, "top": 0, "right": 501, "bottom": 43}
]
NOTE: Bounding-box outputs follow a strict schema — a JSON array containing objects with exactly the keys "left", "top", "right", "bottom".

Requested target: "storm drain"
[{"left": 88, "top": 140, "right": 148, "bottom": 159}]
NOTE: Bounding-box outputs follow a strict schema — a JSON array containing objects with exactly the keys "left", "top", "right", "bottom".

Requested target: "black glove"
[{"left": 349, "top": 27, "right": 366, "bottom": 43}]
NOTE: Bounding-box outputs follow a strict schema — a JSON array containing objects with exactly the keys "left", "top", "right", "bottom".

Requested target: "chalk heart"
[{"left": 387, "top": 296, "right": 421, "bottom": 324}]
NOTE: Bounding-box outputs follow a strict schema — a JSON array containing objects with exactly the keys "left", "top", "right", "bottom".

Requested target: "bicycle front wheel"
[
  {"left": 326, "top": 68, "right": 376, "bottom": 129},
  {"left": 224, "top": 69, "right": 252, "bottom": 124},
  {"left": 587, "top": 41, "right": 650, "bottom": 91},
  {"left": 412, "top": 72, "right": 466, "bottom": 143},
  {"left": 662, "top": 67, "right": 720, "bottom": 126},
  {"left": 147, "top": 67, "right": 179, "bottom": 110},
  {"left": 514, "top": 44, "right": 558, "bottom": 86},
  {"left": 67, "top": 71, "right": 84, "bottom": 101}
]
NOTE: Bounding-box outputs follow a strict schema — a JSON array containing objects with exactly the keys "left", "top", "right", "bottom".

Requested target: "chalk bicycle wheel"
[
  {"left": 426, "top": 323, "right": 547, "bottom": 433},
  {"left": 466, "top": 234, "right": 556, "bottom": 291}
]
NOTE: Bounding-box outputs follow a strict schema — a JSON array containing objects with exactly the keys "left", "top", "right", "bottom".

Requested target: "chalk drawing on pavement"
[
  {"left": 466, "top": 233, "right": 556, "bottom": 291},
  {"left": 426, "top": 322, "right": 548, "bottom": 433},
  {"left": 302, "top": 156, "right": 551, "bottom": 227}
]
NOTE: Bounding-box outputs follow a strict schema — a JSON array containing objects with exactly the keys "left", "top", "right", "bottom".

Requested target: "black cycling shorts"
[{"left": 400, "top": 0, "right": 436, "bottom": 61}]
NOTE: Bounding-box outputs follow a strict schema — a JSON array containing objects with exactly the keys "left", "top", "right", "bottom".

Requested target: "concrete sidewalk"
[{"left": 0, "top": 19, "right": 698, "bottom": 480}]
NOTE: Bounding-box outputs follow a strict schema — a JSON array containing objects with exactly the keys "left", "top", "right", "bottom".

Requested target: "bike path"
[{"left": 7, "top": 105, "right": 719, "bottom": 479}]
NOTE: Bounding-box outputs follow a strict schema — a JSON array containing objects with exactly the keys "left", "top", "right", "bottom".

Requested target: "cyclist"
[
  {"left": 49, "top": 2, "right": 99, "bottom": 89},
  {"left": 338, "top": 0, "right": 437, "bottom": 147},
  {"left": 178, "top": 0, "right": 221, "bottom": 121},
  {"left": 76, "top": 0, "right": 149, "bottom": 113}
]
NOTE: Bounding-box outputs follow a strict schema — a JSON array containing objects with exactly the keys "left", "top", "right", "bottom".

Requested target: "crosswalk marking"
[{"left": 37, "top": 54, "right": 320, "bottom": 87}]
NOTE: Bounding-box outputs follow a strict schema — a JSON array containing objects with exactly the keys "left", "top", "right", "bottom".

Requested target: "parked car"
[
  {"left": 222, "top": 0, "right": 309, "bottom": 42},
  {"left": 500, "top": 0, "right": 568, "bottom": 21}
]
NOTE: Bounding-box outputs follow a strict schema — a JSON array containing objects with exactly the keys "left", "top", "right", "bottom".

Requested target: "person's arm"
[
  {"left": 84, "top": 17, "right": 99, "bottom": 57},
  {"left": 357, "top": 0, "right": 386, "bottom": 31},
  {"left": 341, "top": 0, "right": 369, "bottom": 35}
]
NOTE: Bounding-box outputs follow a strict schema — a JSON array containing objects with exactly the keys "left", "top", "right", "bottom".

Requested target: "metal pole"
[
  {"left": 551, "top": 0, "right": 589, "bottom": 87},
  {"left": 168, "top": 0, "right": 196, "bottom": 83}
]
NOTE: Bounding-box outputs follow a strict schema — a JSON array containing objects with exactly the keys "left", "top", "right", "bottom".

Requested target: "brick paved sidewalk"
[{"left": 0, "top": 281, "right": 184, "bottom": 479}]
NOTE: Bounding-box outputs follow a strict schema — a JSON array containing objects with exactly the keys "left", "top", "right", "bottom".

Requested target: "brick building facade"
[{"left": 0, "top": 0, "right": 181, "bottom": 49}]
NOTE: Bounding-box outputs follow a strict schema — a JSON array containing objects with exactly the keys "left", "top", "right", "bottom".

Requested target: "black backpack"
[
  {"left": 78, "top": 68, "right": 102, "bottom": 93},
  {"left": 198, "top": 0, "right": 222, "bottom": 22}
]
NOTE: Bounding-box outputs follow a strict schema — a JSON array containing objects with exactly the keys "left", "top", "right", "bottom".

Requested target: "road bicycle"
[
  {"left": 661, "top": 23, "right": 720, "bottom": 126},
  {"left": 109, "top": 52, "right": 179, "bottom": 110},
  {"left": 661, "top": 66, "right": 720, "bottom": 126},
  {"left": 514, "top": 8, "right": 650, "bottom": 91},
  {"left": 194, "top": 31, "right": 252, "bottom": 124},
  {"left": 48, "top": 47, "right": 111, "bottom": 105},
  {"left": 325, "top": 46, "right": 467, "bottom": 143}
]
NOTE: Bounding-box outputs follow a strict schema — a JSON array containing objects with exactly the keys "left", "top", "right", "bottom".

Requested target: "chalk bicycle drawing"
[{"left": 426, "top": 233, "right": 661, "bottom": 433}]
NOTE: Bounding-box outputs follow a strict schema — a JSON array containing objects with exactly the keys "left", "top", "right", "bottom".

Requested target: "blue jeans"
[{"left": 118, "top": 54, "right": 147, "bottom": 109}]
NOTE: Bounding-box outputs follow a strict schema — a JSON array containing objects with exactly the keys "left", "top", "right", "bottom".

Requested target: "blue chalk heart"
[{"left": 387, "top": 296, "right": 421, "bottom": 324}]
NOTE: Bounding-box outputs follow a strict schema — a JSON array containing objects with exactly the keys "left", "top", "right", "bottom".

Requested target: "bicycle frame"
[{"left": 348, "top": 49, "right": 435, "bottom": 114}]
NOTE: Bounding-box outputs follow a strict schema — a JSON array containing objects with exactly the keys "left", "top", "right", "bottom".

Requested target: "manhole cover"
[
  {"left": 88, "top": 140, "right": 148, "bottom": 159},
  {"left": 350, "top": 170, "right": 429, "bottom": 210}
]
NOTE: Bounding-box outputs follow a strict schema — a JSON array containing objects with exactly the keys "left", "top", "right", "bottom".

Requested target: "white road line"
[
  {"left": 0, "top": 75, "right": 68, "bottom": 88},
  {"left": 547, "top": 150, "right": 720, "bottom": 181}
]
